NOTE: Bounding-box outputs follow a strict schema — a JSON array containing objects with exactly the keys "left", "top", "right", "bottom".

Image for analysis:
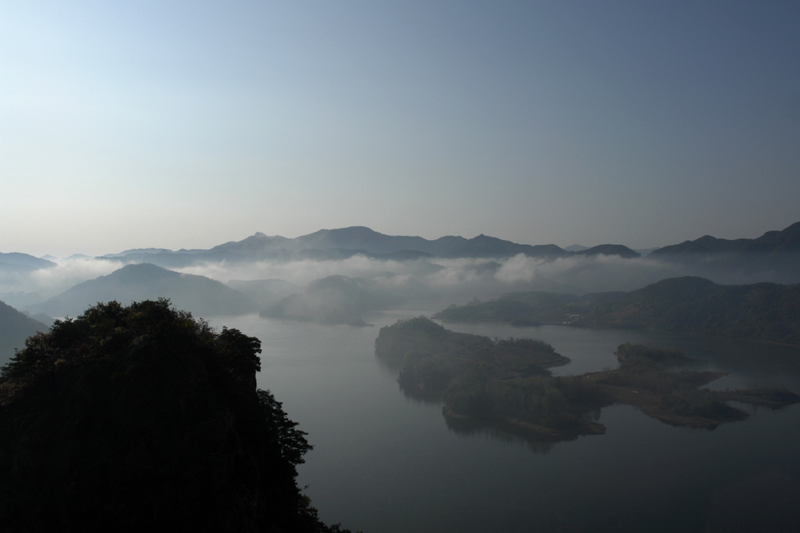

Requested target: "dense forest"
[{"left": 0, "top": 299, "right": 352, "bottom": 533}]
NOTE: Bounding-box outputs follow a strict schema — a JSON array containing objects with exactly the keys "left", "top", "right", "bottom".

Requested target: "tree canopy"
[{"left": 0, "top": 299, "right": 349, "bottom": 533}]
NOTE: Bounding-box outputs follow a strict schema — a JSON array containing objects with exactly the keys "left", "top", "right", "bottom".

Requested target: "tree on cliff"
[{"left": 0, "top": 299, "right": 350, "bottom": 533}]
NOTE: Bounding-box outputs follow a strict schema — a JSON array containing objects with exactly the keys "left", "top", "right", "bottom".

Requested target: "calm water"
[{"left": 207, "top": 311, "right": 800, "bottom": 533}]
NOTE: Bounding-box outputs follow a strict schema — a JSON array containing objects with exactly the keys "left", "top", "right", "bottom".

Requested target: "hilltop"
[
  {"left": 0, "top": 300, "right": 351, "bottom": 532},
  {"left": 28, "top": 263, "right": 257, "bottom": 318}
]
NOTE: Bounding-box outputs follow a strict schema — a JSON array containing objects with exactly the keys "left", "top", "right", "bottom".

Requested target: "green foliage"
[
  {"left": 257, "top": 389, "right": 312, "bottom": 467},
  {"left": 0, "top": 299, "right": 266, "bottom": 391},
  {"left": 0, "top": 299, "right": 351, "bottom": 533},
  {"left": 497, "top": 337, "right": 556, "bottom": 354}
]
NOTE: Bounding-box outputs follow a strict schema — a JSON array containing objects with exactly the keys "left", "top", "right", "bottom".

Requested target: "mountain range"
[
  {"left": 97, "top": 226, "right": 641, "bottom": 267},
  {"left": 86, "top": 222, "right": 800, "bottom": 284}
]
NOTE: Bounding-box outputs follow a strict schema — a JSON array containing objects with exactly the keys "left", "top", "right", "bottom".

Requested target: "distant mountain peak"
[{"left": 576, "top": 244, "right": 640, "bottom": 259}]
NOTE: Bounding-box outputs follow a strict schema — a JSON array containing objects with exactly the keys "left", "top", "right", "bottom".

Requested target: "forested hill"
[
  {"left": 435, "top": 277, "right": 800, "bottom": 346},
  {"left": 0, "top": 300, "right": 351, "bottom": 532}
]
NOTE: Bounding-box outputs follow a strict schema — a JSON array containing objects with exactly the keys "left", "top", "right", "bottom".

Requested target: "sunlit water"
[{"left": 207, "top": 311, "right": 800, "bottom": 533}]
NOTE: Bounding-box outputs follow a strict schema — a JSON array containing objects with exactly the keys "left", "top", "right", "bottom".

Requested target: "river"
[{"left": 207, "top": 310, "right": 800, "bottom": 533}]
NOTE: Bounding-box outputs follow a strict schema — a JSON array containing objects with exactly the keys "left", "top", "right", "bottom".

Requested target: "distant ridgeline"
[
  {"left": 0, "top": 252, "right": 55, "bottom": 274},
  {"left": 375, "top": 318, "right": 800, "bottom": 443},
  {"left": 0, "top": 300, "right": 352, "bottom": 533},
  {"left": 434, "top": 276, "right": 800, "bottom": 346},
  {"left": 96, "top": 226, "right": 642, "bottom": 267},
  {"left": 648, "top": 220, "right": 800, "bottom": 284}
]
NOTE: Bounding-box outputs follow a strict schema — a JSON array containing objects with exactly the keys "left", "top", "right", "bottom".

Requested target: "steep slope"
[{"left": 0, "top": 300, "right": 348, "bottom": 532}]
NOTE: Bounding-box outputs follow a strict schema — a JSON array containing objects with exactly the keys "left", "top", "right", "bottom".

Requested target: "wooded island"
[{"left": 376, "top": 318, "right": 800, "bottom": 441}]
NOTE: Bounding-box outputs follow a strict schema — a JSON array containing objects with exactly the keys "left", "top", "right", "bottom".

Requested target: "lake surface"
[{"left": 207, "top": 311, "right": 800, "bottom": 533}]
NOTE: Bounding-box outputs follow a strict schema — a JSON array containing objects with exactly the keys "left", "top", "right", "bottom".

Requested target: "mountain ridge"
[{"left": 97, "top": 226, "right": 644, "bottom": 267}]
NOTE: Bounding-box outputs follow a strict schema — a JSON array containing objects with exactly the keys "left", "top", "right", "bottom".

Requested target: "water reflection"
[
  {"left": 378, "top": 320, "right": 800, "bottom": 450},
  {"left": 443, "top": 410, "right": 556, "bottom": 454},
  {"left": 704, "top": 469, "right": 800, "bottom": 533},
  {"left": 209, "top": 314, "right": 800, "bottom": 533}
]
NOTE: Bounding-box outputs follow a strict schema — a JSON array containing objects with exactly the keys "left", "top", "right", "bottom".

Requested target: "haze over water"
[
  {"left": 208, "top": 311, "right": 800, "bottom": 533},
  {"left": 5, "top": 2, "right": 800, "bottom": 530}
]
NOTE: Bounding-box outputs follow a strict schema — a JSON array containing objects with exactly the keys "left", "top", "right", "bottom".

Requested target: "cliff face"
[{"left": 0, "top": 300, "right": 335, "bottom": 533}]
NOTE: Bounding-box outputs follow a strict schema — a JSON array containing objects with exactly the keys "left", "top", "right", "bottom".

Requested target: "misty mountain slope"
[
  {"left": 533, "top": 253, "right": 680, "bottom": 293},
  {"left": 436, "top": 277, "right": 800, "bottom": 346},
  {"left": 652, "top": 221, "right": 800, "bottom": 257},
  {"left": 0, "top": 300, "right": 47, "bottom": 366},
  {"left": 226, "top": 279, "right": 298, "bottom": 309},
  {"left": 576, "top": 244, "right": 640, "bottom": 258},
  {"left": 294, "top": 226, "right": 436, "bottom": 254},
  {"left": 578, "top": 278, "right": 800, "bottom": 345},
  {"left": 0, "top": 252, "right": 56, "bottom": 273},
  {"left": 439, "top": 234, "right": 569, "bottom": 259},
  {"left": 260, "top": 274, "right": 404, "bottom": 324},
  {"left": 28, "top": 263, "right": 257, "bottom": 318},
  {"left": 102, "top": 247, "right": 175, "bottom": 258},
  {"left": 649, "top": 221, "right": 800, "bottom": 284}
]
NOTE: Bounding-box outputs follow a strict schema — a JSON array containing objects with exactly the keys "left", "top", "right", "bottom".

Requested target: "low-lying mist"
[
  {"left": 5, "top": 249, "right": 793, "bottom": 327},
  {"left": 179, "top": 253, "right": 684, "bottom": 317},
  {"left": 1, "top": 253, "right": 689, "bottom": 316},
  {"left": 0, "top": 258, "right": 124, "bottom": 309}
]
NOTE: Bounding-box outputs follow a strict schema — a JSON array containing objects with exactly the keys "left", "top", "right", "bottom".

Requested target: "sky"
[{"left": 3, "top": 0, "right": 799, "bottom": 257}]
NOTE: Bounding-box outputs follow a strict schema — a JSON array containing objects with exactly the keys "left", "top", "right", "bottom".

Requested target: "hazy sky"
[{"left": 3, "top": 1, "right": 799, "bottom": 257}]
